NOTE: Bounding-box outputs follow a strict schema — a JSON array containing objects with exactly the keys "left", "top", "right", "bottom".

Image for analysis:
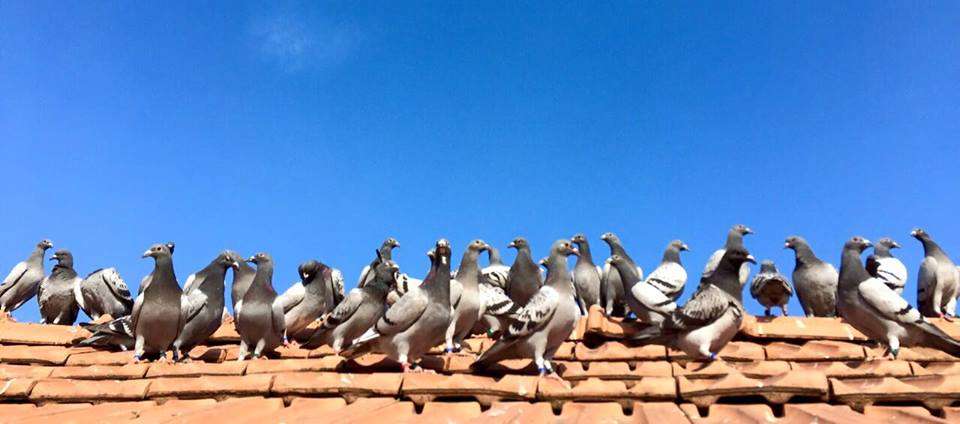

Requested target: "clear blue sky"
[{"left": 2, "top": 2, "right": 959, "bottom": 322}]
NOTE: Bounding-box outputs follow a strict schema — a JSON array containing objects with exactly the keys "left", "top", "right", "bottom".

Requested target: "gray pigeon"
[
  {"left": 570, "top": 234, "right": 602, "bottom": 315},
  {"left": 481, "top": 246, "right": 510, "bottom": 289},
  {"left": 357, "top": 237, "right": 400, "bottom": 288},
  {"left": 78, "top": 315, "right": 135, "bottom": 350},
  {"left": 446, "top": 240, "right": 490, "bottom": 352},
  {"left": 472, "top": 239, "right": 581, "bottom": 377},
  {"left": 750, "top": 260, "right": 792, "bottom": 317},
  {"left": 600, "top": 232, "right": 643, "bottom": 317},
  {"left": 276, "top": 260, "right": 336, "bottom": 342},
  {"left": 236, "top": 252, "right": 286, "bottom": 360},
  {"left": 304, "top": 254, "right": 399, "bottom": 352},
  {"left": 608, "top": 254, "right": 675, "bottom": 325},
  {"left": 133, "top": 243, "right": 183, "bottom": 361},
  {"left": 629, "top": 247, "right": 755, "bottom": 360},
  {"left": 172, "top": 251, "right": 238, "bottom": 359},
  {"left": 77, "top": 267, "right": 132, "bottom": 320},
  {"left": 506, "top": 237, "right": 542, "bottom": 307},
  {"left": 229, "top": 251, "right": 257, "bottom": 315},
  {"left": 703, "top": 224, "right": 753, "bottom": 285},
  {"left": 785, "top": 236, "right": 838, "bottom": 317},
  {"left": 38, "top": 249, "right": 81, "bottom": 325},
  {"left": 912, "top": 228, "right": 959, "bottom": 319},
  {"left": 838, "top": 236, "right": 960, "bottom": 358},
  {"left": 0, "top": 239, "right": 53, "bottom": 314},
  {"left": 343, "top": 239, "right": 453, "bottom": 372},
  {"left": 646, "top": 240, "right": 690, "bottom": 301},
  {"left": 865, "top": 238, "right": 908, "bottom": 295}
]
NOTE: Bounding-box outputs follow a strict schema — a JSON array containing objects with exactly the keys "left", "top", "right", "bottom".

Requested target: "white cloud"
[{"left": 250, "top": 14, "right": 354, "bottom": 73}]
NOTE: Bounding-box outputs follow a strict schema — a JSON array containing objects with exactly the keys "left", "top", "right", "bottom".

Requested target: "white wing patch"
[
  {"left": 631, "top": 281, "right": 677, "bottom": 315},
  {"left": 858, "top": 277, "right": 925, "bottom": 325}
]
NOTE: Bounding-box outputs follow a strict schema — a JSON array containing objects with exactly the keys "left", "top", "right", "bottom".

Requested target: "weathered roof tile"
[
  {"left": 830, "top": 375, "right": 960, "bottom": 411},
  {"left": 679, "top": 370, "right": 828, "bottom": 407},
  {"left": 791, "top": 360, "right": 913, "bottom": 379},
  {"left": 0, "top": 322, "right": 89, "bottom": 346},
  {"left": 764, "top": 340, "right": 866, "bottom": 361},
  {"left": 147, "top": 374, "right": 273, "bottom": 399},
  {"left": 30, "top": 378, "right": 150, "bottom": 402},
  {"left": 145, "top": 361, "right": 246, "bottom": 378},
  {"left": 673, "top": 360, "right": 791, "bottom": 379},
  {"left": 0, "top": 345, "right": 73, "bottom": 365},
  {"left": 575, "top": 341, "right": 667, "bottom": 361},
  {"left": 741, "top": 315, "right": 868, "bottom": 341},
  {"left": 401, "top": 373, "right": 537, "bottom": 407},
  {"left": 50, "top": 363, "right": 149, "bottom": 380},
  {"left": 0, "top": 378, "right": 38, "bottom": 400},
  {"left": 272, "top": 371, "right": 402, "bottom": 400}
]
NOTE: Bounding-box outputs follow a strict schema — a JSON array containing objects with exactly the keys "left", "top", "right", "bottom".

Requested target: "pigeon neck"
[
  {"left": 455, "top": 250, "right": 481, "bottom": 288},
  {"left": 610, "top": 261, "right": 641, "bottom": 289},
  {"left": 27, "top": 248, "right": 47, "bottom": 266},
  {"left": 150, "top": 256, "right": 178, "bottom": 291},
  {"left": 711, "top": 263, "right": 743, "bottom": 300},
  {"left": 379, "top": 246, "right": 395, "bottom": 261},
  {"left": 574, "top": 242, "right": 595, "bottom": 266},
  {"left": 544, "top": 255, "right": 573, "bottom": 292},
  {"left": 661, "top": 247, "right": 681, "bottom": 265},
  {"left": 725, "top": 231, "right": 744, "bottom": 249},
  {"left": 52, "top": 263, "right": 77, "bottom": 280},
  {"left": 250, "top": 263, "right": 276, "bottom": 295},
  {"left": 365, "top": 276, "right": 392, "bottom": 297},
  {"left": 918, "top": 237, "right": 947, "bottom": 259},
  {"left": 487, "top": 249, "right": 504, "bottom": 266},
  {"left": 607, "top": 242, "right": 631, "bottom": 263},
  {"left": 873, "top": 245, "right": 892, "bottom": 258},
  {"left": 839, "top": 247, "right": 869, "bottom": 290},
  {"left": 793, "top": 244, "right": 819, "bottom": 266},
  {"left": 515, "top": 247, "right": 537, "bottom": 269},
  {"left": 432, "top": 255, "right": 452, "bottom": 304}
]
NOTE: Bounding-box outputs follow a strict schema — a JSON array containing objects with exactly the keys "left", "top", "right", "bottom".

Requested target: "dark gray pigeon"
[
  {"left": 0, "top": 239, "right": 53, "bottom": 314},
  {"left": 138, "top": 241, "right": 176, "bottom": 296},
  {"left": 865, "top": 238, "right": 908, "bottom": 295},
  {"left": 505, "top": 237, "right": 542, "bottom": 307},
  {"left": 228, "top": 251, "right": 257, "bottom": 316},
  {"left": 570, "top": 234, "right": 602, "bottom": 315},
  {"left": 785, "top": 236, "right": 838, "bottom": 317},
  {"left": 472, "top": 239, "right": 581, "bottom": 377},
  {"left": 750, "top": 260, "right": 792, "bottom": 317},
  {"left": 343, "top": 239, "right": 453, "bottom": 372},
  {"left": 77, "top": 267, "right": 132, "bottom": 320},
  {"left": 236, "top": 252, "right": 286, "bottom": 360},
  {"left": 172, "top": 251, "right": 238, "bottom": 359},
  {"left": 600, "top": 232, "right": 643, "bottom": 317},
  {"left": 304, "top": 254, "right": 399, "bottom": 353},
  {"left": 446, "top": 240, "right": 490, "bottom": 352},
  {"left": 357, "top": 237, "right": 400, "bottom": 288},
  {"left": 133, "top": 243, "right": 183, "bottom": 361},
  {"left": 276, "top": 260, "right": 337, "bottom": 342},
  {"left": 703, "top": 224, "right": 753, "bottom": 286},
  {"left": 912, "top": 228, "right": 959, "bottom": 319},
  {"left": 629, "top": 247, "right": 755, "bottom": 360},
  {"left": 38, "top": 249, "right": 81, "bottom": 325},
  {"left": 838, "top": 236, "right": 960, "bottom": 358}
]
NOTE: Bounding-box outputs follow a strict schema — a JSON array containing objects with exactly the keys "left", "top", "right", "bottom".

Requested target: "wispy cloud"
[{"left": 250, "top": 14, "right": 356, "bottom": 73}]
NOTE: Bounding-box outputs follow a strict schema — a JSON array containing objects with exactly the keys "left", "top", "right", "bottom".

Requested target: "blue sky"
[{"left": 2, "top": 2, "right": 959, "bottom": 322}]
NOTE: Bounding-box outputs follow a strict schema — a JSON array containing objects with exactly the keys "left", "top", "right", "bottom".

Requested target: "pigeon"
[
  {"left": 608, "top": 254, "right": 675, "bottom": 325},
  {"left": 703, "top": 224, "right": 753, "bottom": 285},
  {"left": 837, "top": 236, "right": 960, "bottom": 358},
  {"left": 472, "top": 239, "right": 581, "bottom": 377},
  {"left": 343, "top": 239, "right": 453, "bottom": 372},
  {"left": 570, "top": 234, "right": 603, "bottom": 314},
  {"left": 229, "top": 251, "right": 257, "bottom": 315},
  {"left": 600, "top": 232, "right": 643, "bottom": 317},
  {"left": 505, "top": 237, "right": 543, "bottom": 307},
  {"left": 750, "top": 260, "right": 792, "bottom": 317},
  {"left": 445, "top": 240, "right": 490, "bottom": 352},
  {"left": 133, "top": 243, "right": 183, "bottom": 361},
  {"left": 481, "top": 246, "right": 510, "bottom": 289},
  {"left": 78, "top": 315, "right": 135, "bottom": 350},
  {"left": 912, "top": 228, "right": 959, "bottom": 319},
  {"left": 171, "top": 251, "right": 238, "bottom": 359},
  {"left": 276, "top": 260, "right": 337, "bottom": 342},
  {"left": 629, "top": 246, "right": 756, "bottom": 360},
  {"left": 304, "top": 253, "right": 399, "bottom": 352},
  {"left": 138, "top": 241, "right": 176, "bottom": 296},
  {"left": 0, "top": 239, "right": 53, "bottom": 314},
  {"left": 865, "top": 238, "right": 908, "bottom": 295},
  {"left": 76, "top": 267, "right": 132, "bottom": 320},
  {"left": 357, "top": 237, "right": 400, "bottom": 288},
  {"left": 785, "top": 236, "right": 838, "bottom": 317},
  {"left": 38, "top": 249, "right": 81, "bottom": 325},
  {"left": 646, "top": 240, "right": 690, "bottom": 301},
  {"left": 236, "top": 253, "right": 286, "bottom": 360}
]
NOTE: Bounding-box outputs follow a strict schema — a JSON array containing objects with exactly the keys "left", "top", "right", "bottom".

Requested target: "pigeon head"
[
  {"left": 844, "top": 236, "right": 872, "bottom": 253},
  {"left": 246, "top": 252, "right": 273, "bottom": 265},
  {"left": 670, "top": 240, "right": 690, "bottom": 252},
  {"left": 50, "top": 249, "right": 74, "bottom": 267},
  {"left": 507, "top": 237, "right": 528, "bottom": 250},
  {"left": 551, "top": 239, "right": 580, "bottom": 257},
  {"left": 571, "top": 233, "right": 588, "bottom": 246},
  {"left": 732, "top": 224, "right": 754, "bottom": 236},
  {"left": 374, "top": 259, "right": 400, "bottom": 283},
  {"left": 600, "top": 232, "right": 620, "bottom": 245},
  {"left": 720, "top": 247, "right": 756, "bottom": 270},
  {"left": 216, "top": 251, "right": 240, "bottom": 270},
  {"left": 435, "top": 239, "right": 452, "bottom": 265},
  {"left": 298, "top": 260, "right": 324, "bottom": 284},
  {"left": 783, "top": 236, "right": 808, "bottom": 250},
  {"left": 876, "top": 238, "right": 900, "bottom": 249},
  {"left": 910, "top": 228, "right": 929, "bottom": 241},
  {"left": 609, "top": 254, "right": 627, "bottom": 266},
  {"left": 142, "top": 243, "right": 172, "bottom": 259},
  {"left": 165, "top": 242, "right": 176, "bottom": 254},
  {"left": 467, "top": 239, "right": 490, "bottom": 253},
  {"left": 759, "top": 260, "right": 778, "bottom": 274},
  {"left": 37, "top": 239, "right": 54, "bottom": 250},
  {"left": 381, "top": 237, "right": 400, "bottom": 250}
]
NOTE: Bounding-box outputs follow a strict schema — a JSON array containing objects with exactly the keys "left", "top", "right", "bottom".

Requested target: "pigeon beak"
[
  {"left": 142, "top": 250, "right": 152, "bottom": 258},
  {"left": 48, "top": 256, "right": 57, "bottom": 261},
  {"left": 570, "top": 248, "right": 580, "bottom": 257},
  {"left": 745, "top": 255, "right": 757, "bottom": 264},
  {"left": 783, "top": 242, "right": 790, "bottom": 249},
  {"left": 910, "top": 229, "right": 919, "bottom": 237},
  {"left": 681, "top": 244, "right": 690, "bottom": 251},
  {"left": 507, "top": 241, "right": 516, "bottom": 248},
  {"left": 745, "top": 228, "right": 754, "bottom": 235},
  {"left": 891, "top": 241, "right": 901, "bottom": 249},
  {"left": 863, "top": 239, "right": 873, "bottom": 248},
  {"left": 230, "top": 261, "right": 240, "bottom": 270},
  {"left": 246, "top": 256, "right": 257, "bottom": 263}
]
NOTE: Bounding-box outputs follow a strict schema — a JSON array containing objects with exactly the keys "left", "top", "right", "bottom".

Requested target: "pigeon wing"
[
  {"left": 503, "top": 286, "right": 559, "bottom": 340},
  {"left": 374, "top": 286, "right": 429, "bottom": 336}
]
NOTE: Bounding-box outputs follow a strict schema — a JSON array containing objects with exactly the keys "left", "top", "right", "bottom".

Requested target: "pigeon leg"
[
  {"left": 781, "top": 305, "right": 788, "bottom": 316},
  {"left": 764, "top": 308, "right": 772, "bottom": 317},
  {"left": 237, "top": 340, "right": 249, "bottom": 362}
]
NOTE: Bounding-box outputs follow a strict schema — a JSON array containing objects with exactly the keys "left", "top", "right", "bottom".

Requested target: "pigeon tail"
[
  {"left": 627, "top": 323, "right": 671, "bottom": 345},
  {"left": 920, "top": 323, "right": 960, "bottom": 357},
  {"left": 470, "top": 338, "right": 519, "bottom": 372}
]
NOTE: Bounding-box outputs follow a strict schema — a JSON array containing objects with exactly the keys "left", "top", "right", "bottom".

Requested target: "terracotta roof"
[{"left": 1, "top": 307, "right": 960, "bottom": 422}]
